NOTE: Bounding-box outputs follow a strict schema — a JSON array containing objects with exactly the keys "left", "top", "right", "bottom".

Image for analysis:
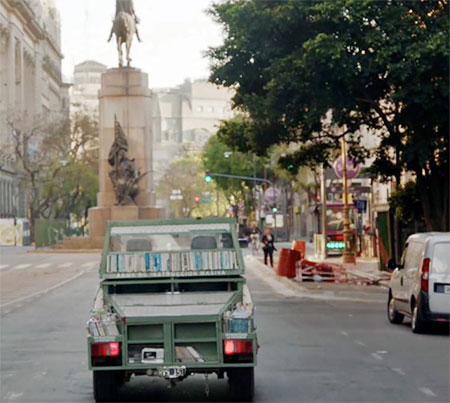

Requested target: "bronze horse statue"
[{"left": 108, "top": 1, "right": 141, "bottom": 67}]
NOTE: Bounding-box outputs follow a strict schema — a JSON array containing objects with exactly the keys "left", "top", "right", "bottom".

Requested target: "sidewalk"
[
  {"left": 246, "top": 255, "right": 386, "bottom": 303},
  {"left": 251, "top": 240, "right": 390, "bottom": 292}
]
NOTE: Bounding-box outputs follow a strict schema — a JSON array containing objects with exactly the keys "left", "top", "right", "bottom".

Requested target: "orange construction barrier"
[
  {"left": 277, "top": 248, "right": 301, "bottom": 278},
  {"left": 291, "top": 240, "right": 306, "bottom": 259}
]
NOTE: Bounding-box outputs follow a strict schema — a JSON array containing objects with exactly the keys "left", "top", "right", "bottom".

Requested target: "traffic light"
[
  {"left": 205, "top": 169, "right": 212, "bottom": 183},
  {"left": 288, "top": 164, "right": 294, "bottom": 171},
  {"left": 194, "top": 196, "right": 200, "bottom": 203},
  {"left": 271, "top": 206, "right": 278, "bottom": 213}
]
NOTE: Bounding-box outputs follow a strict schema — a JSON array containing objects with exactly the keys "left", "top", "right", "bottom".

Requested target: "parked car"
[{"left": 387, "top": 232, "right": 450, "bottom": 333}]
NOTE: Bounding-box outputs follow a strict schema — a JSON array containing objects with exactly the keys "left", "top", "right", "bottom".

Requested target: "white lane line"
[
  {"left": 355, "top": 340, "right": 366, "bottom": 346},
  {"left": 5, "top": 392, "right": 23, "bottom": 400},
  {"left": 340, "top": 330, "right": 349, "bottom": 336},
  {"left": 392, "top": 368, "right": 406, "bottom": 376},
  {"left": 376, "top": 350, "right": 388, "bottom": 355},
  {"left": 36, "top": 263, "right": 51, "bottom": 269},
  {"left": 0, "top": 264, "right": 10, "bottom": 270},
  {"left": 419, "top": 387, "right": 437, "bottom": 398},
  {"left": 371, "top": 352, "right": 383, "bottom": 360},
  {"left": 58, "top": 262, "right": 73, "bottom": 268},
  {"left": 82, "top": 261, "right": 98, "bottom": 268},
  {"left": 13, "top": 264, "right": 31, "bottom": 270},
  {"left": 0, "top": 270, "right": 88, "bottom": 308}
]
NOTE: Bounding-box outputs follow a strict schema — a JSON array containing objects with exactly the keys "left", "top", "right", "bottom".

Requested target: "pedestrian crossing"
[{"left": 0, "top": 260, "right": 99, "bottom": 272}]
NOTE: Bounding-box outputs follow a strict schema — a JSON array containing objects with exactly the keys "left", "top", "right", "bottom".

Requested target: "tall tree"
[
  {"left": 5, "top": 111, "right": 99, "bottom": 240},
  {"left": 208, "top": 0, "right": 449, "bottom": 231},
  {"left": 158, "top": 153, "right": 226, "bottom": 218},
  {"left": 203, "top": 134, "right": 266, "bottom": 212}
]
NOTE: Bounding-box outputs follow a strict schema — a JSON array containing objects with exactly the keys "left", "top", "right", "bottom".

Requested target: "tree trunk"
[{"left": 416, "top": 171, "right": 449, "bottom": 232}]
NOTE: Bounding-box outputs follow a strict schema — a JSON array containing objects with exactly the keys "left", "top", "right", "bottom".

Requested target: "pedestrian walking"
[
  {"left": 261, "top": 228, "right": 276, "bottom": 267},
  {"left": 249, "top": 223, "right": 261, "bottom": 255}
]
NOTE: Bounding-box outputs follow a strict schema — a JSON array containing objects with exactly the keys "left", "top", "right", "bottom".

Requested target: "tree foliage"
[
  {"left": 203, "top": 134, "right": 266, "bottom": 209},
  {"left": 389, "top": 181, "right": 424, "bottom": 225},
  {"left": 5, "top": 111, "right": 99, "bottom": 240},
  {"left": 157, "top": 153, "right": 226, "bottom": 218},
  {"left": 208, "top": 0, "right": 449, "bottom": 230}
]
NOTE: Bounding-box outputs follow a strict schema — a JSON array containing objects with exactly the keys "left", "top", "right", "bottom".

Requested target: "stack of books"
[
  {"left": 87, "top": 313, "right": 120, "bottom": 337},
  {"left": 106, "top": 250, "right": 239, "bottom": 274}
]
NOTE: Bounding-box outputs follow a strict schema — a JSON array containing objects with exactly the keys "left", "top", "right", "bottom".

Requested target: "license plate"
[
  {"left": 444, "top": 285, "right": 450, "bottom": 294},
  {"left": 157, "top": 366, "right": 186, "bottom": 379}
]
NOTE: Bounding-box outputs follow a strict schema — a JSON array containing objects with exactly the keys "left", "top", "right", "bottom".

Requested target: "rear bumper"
[{"left": 419, "top": 292, "right": 450, "bottom": 323}]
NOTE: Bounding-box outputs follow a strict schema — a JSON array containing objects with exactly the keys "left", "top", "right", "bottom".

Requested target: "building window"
[
  {"left": 207, "top": 106, "right": 214, "bottom": 113},
  {"left": 195, "top": 105, "right": 203, "bottom": 113}
]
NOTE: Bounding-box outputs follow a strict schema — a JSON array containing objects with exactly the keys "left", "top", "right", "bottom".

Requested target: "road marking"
[
  {"left": 5, "top": 392, "right": 23, "bottom": 400},
  {"left": 340, "top": 330, "right": 349, "bottom": 336},
  {"left": 13, "top": 264, "right": 31, "bottom": 270},
  {"left": 355, "top": 340, "right": 366, "bottom": 346},
  {"left": 36, "top": 263, "right": 51, "bottom": 269},
  {"left": 0, "top": 270, "right": 88, "bottom": 308},
  {"left": 0, "top": 264, "right": 10, "bottom": 269},
  {"left": 58, "top": 262, "right": 73, "bottom": 268},
  {"left": 376, "top": 350, "right": 388, "bottom": 355},
  {"left": 392, "top": 368, "right": 406, "bottom": 376},
  {"left": 371, "top": 352, "right": 383, "bottom": 360},
  {"left": 419, "top": 387, "right": 437, "bottom": 397},
  {"left": 82, "top": 261, "right": 98, "bottom": 268}
]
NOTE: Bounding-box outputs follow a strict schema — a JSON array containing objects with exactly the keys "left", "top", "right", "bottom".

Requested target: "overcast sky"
[{"left": 54, "top": 0, "right": 223, "bottom": 88}]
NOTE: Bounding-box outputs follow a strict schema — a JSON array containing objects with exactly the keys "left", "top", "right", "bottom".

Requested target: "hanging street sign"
[
  {"left": 264, "top": 187, "right": 280, "bottom": 203},
  {"left": 333, "top": 156, "right": 361, "bottom": 180}
]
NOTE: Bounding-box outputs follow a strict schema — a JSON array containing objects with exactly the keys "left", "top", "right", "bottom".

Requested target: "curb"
[{"left": 245, "top": 255, "right": 386, "bottom": 303}]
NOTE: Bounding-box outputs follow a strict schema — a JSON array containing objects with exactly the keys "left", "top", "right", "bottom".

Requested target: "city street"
[{"left": 1, "top": 249, "right": 448, "bottom": 403}]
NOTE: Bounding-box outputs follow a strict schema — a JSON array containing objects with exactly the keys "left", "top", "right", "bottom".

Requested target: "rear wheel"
[
  {"left": 411, "top": 301, "right": 426, "bottom": 334},
  {"left": 228, "top": 367, "right": 255, "bottom": 402},
  {"left": 387, "top": 292, "right": 404, "bottom": 324},
  {"left": 93, "top": 370, "right": 119, "bottom": 402}
]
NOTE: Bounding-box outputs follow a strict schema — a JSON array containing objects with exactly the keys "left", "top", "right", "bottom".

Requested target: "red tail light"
[
  {"left": 421, "top": 258, "right": 430, "bottom": 292},
  {"left": 336, "top": 235, "right": 344, "bottom": 241},
  {"left": 224, "top": 340, "right": 253, "bottom": 355},
  {"left": 92, "top": 342, "right": 120, "bottom": 357}
]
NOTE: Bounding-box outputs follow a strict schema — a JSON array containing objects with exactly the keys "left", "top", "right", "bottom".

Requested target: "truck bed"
[{"left": 109, "top": 291, "right": 236, "bottom": 318}]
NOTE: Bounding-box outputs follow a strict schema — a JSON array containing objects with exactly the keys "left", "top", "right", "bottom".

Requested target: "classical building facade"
[
  {"left": 152, "top": 78, "right": 234, "bottom": 184},
  {"left": 70, "top": 60, "right": 107, "bottom": 115},
  {"left": 0, "top": 0, "right": 69, "bottom": 218}
]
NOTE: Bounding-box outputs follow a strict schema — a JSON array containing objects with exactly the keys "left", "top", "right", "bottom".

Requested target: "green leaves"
[{"left": 208, "top": 0, "right": 449, "bottom": 229}]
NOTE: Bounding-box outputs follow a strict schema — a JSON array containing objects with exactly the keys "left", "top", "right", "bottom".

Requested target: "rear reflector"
[
  {"left": 92, "top": 342, "right": 120, "bottom": 357},
  {"left": 223, "top": 339, "right": 253, "bottom": 355},
  {"left": 421, "top": 258, "right": 430, "bottom": 292}
]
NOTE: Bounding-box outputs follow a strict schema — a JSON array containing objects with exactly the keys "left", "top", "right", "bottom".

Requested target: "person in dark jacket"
[{"left": 261, "top": 228, "right": 276, "bottom": 267}]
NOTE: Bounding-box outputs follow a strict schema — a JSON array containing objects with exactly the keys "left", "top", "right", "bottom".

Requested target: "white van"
[{"left": 387, "top": 232, "right": 450, "bottom": 333}]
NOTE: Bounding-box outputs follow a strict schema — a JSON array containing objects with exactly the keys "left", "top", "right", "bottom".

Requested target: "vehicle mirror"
[{"left": 387, "top": 258, "right": 398, "bottom": 270}]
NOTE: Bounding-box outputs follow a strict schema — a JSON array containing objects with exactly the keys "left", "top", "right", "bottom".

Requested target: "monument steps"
[{"left": 52, "top": 236, "right": 104, "bottom": 250}]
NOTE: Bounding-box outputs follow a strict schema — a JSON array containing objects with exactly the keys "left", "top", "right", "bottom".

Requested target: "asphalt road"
[{"left": 0, "top": 248, "right": 449, "bottom": 403}]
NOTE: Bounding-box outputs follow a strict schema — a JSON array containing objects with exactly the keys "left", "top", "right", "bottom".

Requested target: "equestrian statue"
[{"left": 108, "top": 0, "right": 142, "bottom": 67}]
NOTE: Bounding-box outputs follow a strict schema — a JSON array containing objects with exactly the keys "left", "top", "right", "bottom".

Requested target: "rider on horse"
[{"left": 115, "top": 0, "right": 141, "bottom": 41}]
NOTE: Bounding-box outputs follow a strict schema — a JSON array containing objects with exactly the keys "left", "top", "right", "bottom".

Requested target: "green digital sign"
[{"left": 326, "top": 241, "right": 345, "bottom": 249}]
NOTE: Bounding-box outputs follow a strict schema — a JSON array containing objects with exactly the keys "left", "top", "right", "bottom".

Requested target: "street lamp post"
[{"left": 341, "top": 136, "right": 356, "bottom": 264}]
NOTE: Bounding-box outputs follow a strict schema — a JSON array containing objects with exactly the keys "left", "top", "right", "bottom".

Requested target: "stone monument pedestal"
[
  {"left": 87, "top": 67, "right": 163, "bottom": 246},
  {"left": 89, "top": 205, "right": 162, "bottom": 240}
]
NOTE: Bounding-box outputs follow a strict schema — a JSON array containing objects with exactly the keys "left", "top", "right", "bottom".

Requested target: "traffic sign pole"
[{"left": 341, "top": 136, "right": 356, "bottom": 264}]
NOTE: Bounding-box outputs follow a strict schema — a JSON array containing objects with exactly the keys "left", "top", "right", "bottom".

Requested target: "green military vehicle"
[{"left": 87, "top": 218, "right": 257, "bottom": 402}]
